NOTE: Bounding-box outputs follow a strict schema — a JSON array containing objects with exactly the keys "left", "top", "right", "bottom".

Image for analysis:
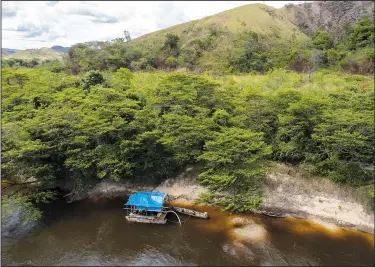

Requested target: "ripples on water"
[{"left": 2, "top": 198, "right": 374, "bottom": 266}]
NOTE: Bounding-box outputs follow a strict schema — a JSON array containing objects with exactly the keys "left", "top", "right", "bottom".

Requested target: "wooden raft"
[{"left": 125, "top": 212, "right": 167, "bottom": 224}]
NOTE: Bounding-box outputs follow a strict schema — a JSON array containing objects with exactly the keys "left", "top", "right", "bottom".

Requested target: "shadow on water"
[{"left": 2, "top": 197, "right": 374, "bottom": 266}]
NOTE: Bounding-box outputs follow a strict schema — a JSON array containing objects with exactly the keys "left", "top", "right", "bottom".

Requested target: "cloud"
[
  {"left": 2, "top": 9, "right": 17, "bottom": 18},
  {"left": 2, "top": 1, "right": 306, "bottom": 50},
  {"left": 92, "top": 17, "right": 118, "bottom": 24},
  {"left": 2, "top": 22, "right": 50, "bottom": 41},
  {"left": 4, "top": 23, "right": 50, "bottom": 38},
  {"left": 154, "top": 2, "right": 190, "bottom": 29},
  {"left": 16, "top": 25, "right": 32, "bottom": 32},
  {"left": 2, "top": 2, "right": 21, "bottom": 18},
  {"left": 46, "top": 1, "right": 59, "bottom": 6},
  {"left": 24, "top": 28, "right": 49, "bottom": 38},
  {"left": 66, "top": 5, "right": 119, "bottom": 24}
]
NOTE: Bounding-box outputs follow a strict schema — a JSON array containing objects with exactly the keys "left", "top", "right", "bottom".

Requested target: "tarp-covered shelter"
[{"left": 125, "top": 191, "right": 167, "bottom": 212}]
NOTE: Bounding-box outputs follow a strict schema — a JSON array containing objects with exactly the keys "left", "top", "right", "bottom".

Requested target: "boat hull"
[
  {"left": 172, "top": 206, "right": 209, "bottom": 219},
  {"left": 125, "top": 213, "right": 167, "bottom": 224}
]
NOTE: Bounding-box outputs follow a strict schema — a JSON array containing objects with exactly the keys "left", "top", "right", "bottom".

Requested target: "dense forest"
[{"left": 1, "top": 16, "right": 374, "bottom": 220}]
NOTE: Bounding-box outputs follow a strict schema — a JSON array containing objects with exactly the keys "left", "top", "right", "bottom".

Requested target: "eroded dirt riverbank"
[{"left": 76, "top": 164, "right": 374, "bottom": 234}]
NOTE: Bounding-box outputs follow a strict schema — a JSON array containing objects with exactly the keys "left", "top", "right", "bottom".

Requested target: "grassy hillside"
[
  {"left": 135, "top": 4, "right": 307, "bottom": 44},
  {"left": 130, "top": 4, "right": 309, "bottom": 70},
  {"left": 3, "top": 47, "right": 63, "bottom": 61},
  {"left": 3, "top": 2, "right": 372, "bottom": 75}
]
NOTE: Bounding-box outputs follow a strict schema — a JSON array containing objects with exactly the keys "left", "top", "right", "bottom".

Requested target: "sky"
[{"left": 2, "top": 1, "right": 306, "bottom": 50}]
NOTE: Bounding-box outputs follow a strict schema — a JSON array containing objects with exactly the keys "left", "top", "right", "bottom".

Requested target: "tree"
[
  {"left": 326, "top": 48, "right": 342, "bottom": 66},
  {"left": 151, "top": 73, "right": 220, "bottom": 164},
  {"left": 165, "top": 56, "right": 178, "bottom": 69},
  {"left": 309, "top": 49, "right": 325, "bottom": 71},
  {"left": 274, "top": 91, "right": 327, "bottom": 162},
  {"left": 112, "top": 67, "right": 134, "bottom": 90},
  {"left": 2, "top": 191, "right": 56, "bottom": 222},
  {"left": 81, "top": 71, "right": 105, "bottom": 93},
  {"left": 196, "top": 128, "right": 271, "bottom": 212},
  {"left": 288, "top": 49, "right": 312, "bottom": 72},
  {"left": 164, "top": 34, "right": 180, "bottom": 50},
  {"left": 162, "top": 34, "right": 180, "bottom": 58},
  {"left": 228, "top": 31, "right": 262, "bottom": 73},
  {"left": 124, "top": 30, "right": 131, "bottom": 43},
  {"left": 66, "top": 44, "right": 97, "bottom": 74},
  {"left": 347, "top": 17, "right": 374, "bottom": 50},
  {"left": 1, "top": 63, "right": 373, "bottom": 218},
  {"left": 312, "top": 30, "right": 333, "bottom": 50},
  {"left": 6, "top": 73, "right": 29, "bottom": 88}
]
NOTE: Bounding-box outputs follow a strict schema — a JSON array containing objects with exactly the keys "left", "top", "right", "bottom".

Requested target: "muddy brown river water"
[{"left": 2, "top": 197, "right": 374, "bottom": 266}]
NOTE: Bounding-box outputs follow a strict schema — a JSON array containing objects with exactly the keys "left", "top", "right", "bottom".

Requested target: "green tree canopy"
[
  {"left": 347, "top": 17, "right": 375, "bottom": 50},
  {"left": 312, "top": 30, "right": 333, "bottom": 50}
]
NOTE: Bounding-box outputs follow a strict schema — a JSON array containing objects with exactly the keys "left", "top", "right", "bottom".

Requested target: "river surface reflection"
[{"left": 2, "top": 197, "right": 374, "bottom": 266}]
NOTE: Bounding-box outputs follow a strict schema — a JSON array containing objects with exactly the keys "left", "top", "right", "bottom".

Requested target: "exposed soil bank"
[
  {"left": 82, "top": 164, "right": 374, "bottom": 234},
  {"left": 85, "top": 166, "right": 207, "bottom": 202},
  {"left": 258, "top": 164, "right": 374, "bottom": 234}
]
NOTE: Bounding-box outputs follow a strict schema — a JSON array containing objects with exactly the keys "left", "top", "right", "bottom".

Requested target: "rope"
[
  {"left": 165, "top": 210, "right": 181, "bottom": 226},
  {"left": 167, "top": 215, "right": 191, "bottom": 224}
]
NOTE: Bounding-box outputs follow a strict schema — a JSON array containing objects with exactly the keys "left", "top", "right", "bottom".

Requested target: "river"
[{"left": 2, "top": 197, "right": 374, "bottom": 266}]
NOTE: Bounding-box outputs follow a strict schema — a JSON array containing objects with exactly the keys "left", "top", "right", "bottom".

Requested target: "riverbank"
[
  {"left": 3, "top": 195, "right": 374, "bottom": 266},
  {"left": 259, "top": 164, "right": 374, "bottom": 234},
  {"left": 82, "top": 163, "right": 374, "bottom": 234}
]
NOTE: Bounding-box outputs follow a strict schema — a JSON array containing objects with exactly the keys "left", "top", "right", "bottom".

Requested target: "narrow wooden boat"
[{"left": 171, "top": 206, "right": 209, "bottom": 219}]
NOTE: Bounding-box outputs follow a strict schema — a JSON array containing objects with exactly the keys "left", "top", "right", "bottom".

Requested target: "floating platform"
[
  {"left": 123, "top": 191, "right": 208, "bottom": 225},
  {"left": 125, "top": 212, "right": 167, "bottom": 224}
]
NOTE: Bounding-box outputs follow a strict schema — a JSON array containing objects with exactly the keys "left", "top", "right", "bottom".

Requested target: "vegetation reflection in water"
[
  {"left": 170, "top": 200, "right": 374, "bottom": 266},
  {"left": 2, "top": 198, "right": 374, "bottom": 266}
]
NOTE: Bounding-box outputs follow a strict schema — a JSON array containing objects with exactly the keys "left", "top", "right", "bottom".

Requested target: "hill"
[
  {"left": 130, "top": 1, "right": 374, "bottom": 47},
  {"left": 120, "top": 2, "right": 373, "bottom": 73},
  {"left": 288, "top": 1, "right": 374, "bottom": 41},
  {"left": 2, "top": 48, "right": 20, "bottom": 56},
  {"left": 6, "top": 1, "right": 372, "bottom": 74},
  {"left": 51, "top": 45, "right": 70, "bottom": 53},
  {"left": 135, "top": 3, "right": 308, "bottom": 43},
  {"left": 3, "top": 47, "right": 64, "bottom": 61},
  {"left": 129, "top": 3, "right": 309, "bottom": 71}
]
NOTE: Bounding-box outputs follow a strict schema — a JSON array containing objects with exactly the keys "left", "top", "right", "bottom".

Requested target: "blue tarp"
[{"left": 124, "top": 191, "right": 167, "bottom": 212}]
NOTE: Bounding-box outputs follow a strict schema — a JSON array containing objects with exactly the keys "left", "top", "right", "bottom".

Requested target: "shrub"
[
  {"left": 313, "top": 30, "right": 333, "bottom": 50},
  {"left": 340, "top": 47, "right": 375, "bottom": 74},
  {"left": 165, "top": 56, "right": 178, "bottom": 69},
  {"left": 81, "top": 71, "right": 105, "bottom": 92},
  {"left": 347, "top": 17, "right": 375, "bottom": 50}
]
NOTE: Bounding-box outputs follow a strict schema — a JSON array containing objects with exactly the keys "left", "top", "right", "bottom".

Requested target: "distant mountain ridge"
[
  {"left": 2, "top": 47, "right": 64, "bottom": 61},
  {"left": 2, "top": 45, "right": 72, "bottom": 61},
  {"left": 2, "top": 48, "right": 20, "bottom": 56},
  {"left": 51, "top": 45, "right": 70, "bottom": 53},
  {"left": 2, "top": 43, "right": 96, "bottom": 60}
]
